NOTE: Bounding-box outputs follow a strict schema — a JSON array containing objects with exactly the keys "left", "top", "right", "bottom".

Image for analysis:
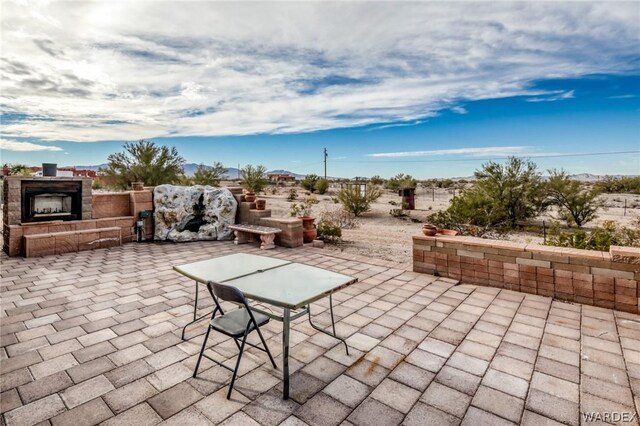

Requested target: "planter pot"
[
  {"left": 131, "top": 181, "right": 144, "bottom": 191},
  {"left": 255, "top": 199, "right": 266, "bottom": 210},
  {"left": 244, "top": 192, "right": 256, "bottom": 202},
  {"left": 300, "top": 216, "right": 317, "bottom": 243},
  {"left": 436, "top": 229, "right": 458, "bottom": 236},
  {"left": 422, "top": 224, "right": 437, "bottom": 236}
]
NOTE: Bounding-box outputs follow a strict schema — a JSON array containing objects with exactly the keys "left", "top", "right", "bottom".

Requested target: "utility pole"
[{"left": 324, "top": 148, "right": 328, "bottom": 180}]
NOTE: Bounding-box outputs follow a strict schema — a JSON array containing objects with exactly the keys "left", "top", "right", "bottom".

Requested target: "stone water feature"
[{"left": 153, "top": 185, "right": 238, "bottom": 241}]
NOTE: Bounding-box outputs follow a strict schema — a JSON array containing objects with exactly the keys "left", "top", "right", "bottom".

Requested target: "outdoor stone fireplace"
[
  {"left": 3, "top": 177, "right": 92, "bottom": 226},
  {"left": 21, "top": 180, "right": 83, "bottom": 223}
]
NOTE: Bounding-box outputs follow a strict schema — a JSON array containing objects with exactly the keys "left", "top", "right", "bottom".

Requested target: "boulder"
[{"left": 153, "top": 185, "right": 238, "bottom": 242}]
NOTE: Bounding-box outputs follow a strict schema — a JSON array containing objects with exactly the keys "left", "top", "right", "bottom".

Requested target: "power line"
[{"left": 330, "top": 150, "right": 640, "bottom": 164}]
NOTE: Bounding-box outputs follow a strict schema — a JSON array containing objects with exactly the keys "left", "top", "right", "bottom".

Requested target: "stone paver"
[{"left": 1, "top": 241, "right": 639, "bottom": 425}]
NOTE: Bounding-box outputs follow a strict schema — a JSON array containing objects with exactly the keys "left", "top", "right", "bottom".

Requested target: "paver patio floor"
[{"left": 1, "top": 241, "right": 639, "bottom": 426}]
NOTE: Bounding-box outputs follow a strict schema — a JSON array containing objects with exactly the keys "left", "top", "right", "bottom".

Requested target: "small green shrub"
[
  {"left": 241, "top": 164, "right": 268, "bottom": 193},
  {"left": 546, "top": 169, "right": 603, "bottom": 227},
  {"left": 385, "top": 174, "right": 417, "bottom": 191},
  {"left": 287, "top": 188, "right": 298, "bottom": 201},
  {"left": 337, "top": 185, "right": 381, "bottom": 216},
  {"left": 290, "top": 196, "right": 319, "bottom": 217},
  {"left": 594, "top": 176, "right": 640, "bottom": 194},
  {"left": 192, "top": 162, "right": 226, "bottom": 187},
  {"left": 369, "top": 175, "right": 384, "bottom": 186},
  {"left": 301, "top": 174, "right": 320, "bottom": 192},
  {"left": 389, "top": 208, "right": 408, "bottom": 217},
  {"left": 546, "top": 220, "right": 640, "bottom": 251},
  {"left": 315, "top": 179, "right": 329, "bottom": 194},
  {"left": 317, "top": 218, "right": 342, "bottom": 242}
]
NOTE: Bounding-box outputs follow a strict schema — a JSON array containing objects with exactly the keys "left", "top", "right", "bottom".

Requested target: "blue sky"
[{"left": 1, "top": 2, "right": 639, "bottom": 178}]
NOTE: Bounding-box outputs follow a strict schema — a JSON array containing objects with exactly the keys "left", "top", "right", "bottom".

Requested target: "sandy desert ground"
[{"left": 257, "top": 183, "right": 640, "bottom": 267}]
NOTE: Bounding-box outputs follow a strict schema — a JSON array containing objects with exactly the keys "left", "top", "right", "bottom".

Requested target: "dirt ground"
[{"left": 258, "top": 183, "right": 640, "bottom": 267}]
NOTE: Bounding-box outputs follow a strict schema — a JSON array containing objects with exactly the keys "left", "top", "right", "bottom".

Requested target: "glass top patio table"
[
  {"left": 173, "top": 253, "right": 291, "bottom": 284},
  {"left": 174, "top": 253, "right": 358, "bottom": 399}
]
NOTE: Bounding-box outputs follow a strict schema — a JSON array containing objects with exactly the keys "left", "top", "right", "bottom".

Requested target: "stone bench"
[
  {"left": 229, "top": 224, "right": 282, "bottom": 250},
  {"left": 23, "top": 227, "right": 121, "bottom": 257}
]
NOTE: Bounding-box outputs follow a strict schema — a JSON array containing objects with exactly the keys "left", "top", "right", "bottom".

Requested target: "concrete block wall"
[
  {"left": 259, "top": 217, "right": 304, "bottom": 248},
  {"left": 413, "top": 235, "right": 640, "bottom": 313},
  {"left": 92, "top": 193, "right": 131, "bottom": 219}
]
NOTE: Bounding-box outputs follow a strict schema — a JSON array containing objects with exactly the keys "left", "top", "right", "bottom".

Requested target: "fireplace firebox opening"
[{"left": 21, "top": 180, "right": 82, "bottom": 223}]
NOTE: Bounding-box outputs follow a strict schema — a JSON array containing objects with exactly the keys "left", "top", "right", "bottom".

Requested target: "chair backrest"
[
  {"left": 209, "top": 281, "right": 247, "bottom": 305},
  {"left": 206, "top": 281, "right": 259, "bottom": 327}
]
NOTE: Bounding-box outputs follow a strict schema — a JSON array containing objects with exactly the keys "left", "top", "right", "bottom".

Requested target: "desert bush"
[
  {"left": 315, "top": 178, "right": 329, "bottom": 194},
  {"left": 316, "top": 213, "right": 343, "bottom": 242},
  {"left": 8, "top": 164, "right": 31, "bottom": 176},
  {"left": 546, "top": 220, "right": 640, "bottom": 251},
  {"left": 301, "top": 174, "right": 320, "bottom": 192},
  {"left": 91, "top": 180, "right": 105, "bottom": 190},
  {"left": 594, "top": 176, "right": 640, "bottom": 194},
  {"left": 320, "top": 208, "right": 359, "bottom": 229},
  {"left": 474, "top": 157, "right": 546, "bottom": 228},
  {"left": 369, "top": 175, "right": 385, "bottom": 186},
  {"left": 389, "top": 208, "right": 409, "bottom": 218},
  {"left": 429, "top": 188, "right": 503, "bottom": 236},
  {"left": 241, "top": 164, "right": 268, "bottom": 193},
  {"left": 431, "top": 157, "right": 546, "bottom": 233},
  {"left": 287, "top": 188, "right": 298, "bottom": 201},
  {"left": 103, "top": 139, "right": 186, "bottom": 189},
  {"left": 337, "top": 185, "right": 381, "bottom": 216},
  {"left": 546, "top": 169, "right": 604, "bottom": 227},
  {"left": 191, "top": 162, "right": 226, "bottom": 187},
  {"left": 386, "top": 174, "right": 417, "bottom": 191}
]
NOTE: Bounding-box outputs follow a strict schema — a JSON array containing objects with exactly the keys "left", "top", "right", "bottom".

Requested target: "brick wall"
[
  {"left": 413, "top": 235, "right": 640, "bottom": 314},
  {"left": 92, "top": 193, "right": 131, "bottom": 218}
]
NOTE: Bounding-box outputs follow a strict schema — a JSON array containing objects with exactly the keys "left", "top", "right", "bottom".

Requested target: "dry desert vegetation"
[{"left": 256, "top": 183, "right": 640, "bottom": 267}]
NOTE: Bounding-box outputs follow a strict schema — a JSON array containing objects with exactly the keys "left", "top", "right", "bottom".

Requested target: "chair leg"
[
  {"left": 255, "top": 326, "right": 277, "bottom": 369},
  {"left": 227, "top": 331, "right": 248, "bottom": 399},
  {"left": 193, "top": 326, "right": 212, "bottom": 378}
]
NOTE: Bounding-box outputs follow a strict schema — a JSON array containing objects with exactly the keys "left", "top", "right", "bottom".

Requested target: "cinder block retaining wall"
[{"left": 413, "top": 235, "right": 640, "bottom": 314}]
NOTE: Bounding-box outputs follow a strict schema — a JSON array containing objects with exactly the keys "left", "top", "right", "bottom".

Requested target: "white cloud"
[
  {"left": 0, "top": 139, "right": 63, "bottom": 152},
  {"left": 451, "top": 106, "right": 468, "bottom": 114},
  {"left": 526, "top": 90, "right": 575, "bottom": 103},
  {"left": 368, "top": 146, "right": 529, "bottom": 158},
  {"left": 0, "top": 2, "right": 637, "bottom": 142}
]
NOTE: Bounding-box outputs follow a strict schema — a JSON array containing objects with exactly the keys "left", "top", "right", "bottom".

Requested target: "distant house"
[{"left": 268, "top": 173, "right": 295, "bottom": 182}]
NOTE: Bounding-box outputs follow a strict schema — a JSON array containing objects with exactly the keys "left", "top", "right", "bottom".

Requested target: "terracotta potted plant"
[
  {"left": 241, "top": 164, "right": 267, "bottom": 204},
  {"left": 255, "top": 199, "right": 266, "bottom": 210},
  {"left": 422, "top": 224, "right": 437, "bottom": 236},
  {"left": 244, "top": 192, "right": 257, "bottom": 202},
  {"left": 437, "top": 228, "right": 458, "bottom": 236},
  {"left": 290, "top": 197, "right": 319, "bottom": 243}
]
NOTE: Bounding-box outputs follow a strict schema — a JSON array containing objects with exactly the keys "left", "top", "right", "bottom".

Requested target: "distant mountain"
[{"left": 74, "top": 164, "right": 107, "bottom": 171}]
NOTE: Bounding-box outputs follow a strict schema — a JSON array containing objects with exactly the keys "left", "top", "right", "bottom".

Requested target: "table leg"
[
  {"left": 181, "top": 280, "right": 213, "bottom": 340},
  {"left": 307, "top": 293, "right": 349, "bottom": 355},
  {"left": 282, "top": 308, "right": 290, "bottom": 400}
]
